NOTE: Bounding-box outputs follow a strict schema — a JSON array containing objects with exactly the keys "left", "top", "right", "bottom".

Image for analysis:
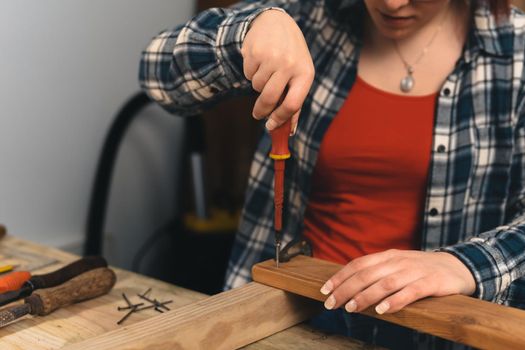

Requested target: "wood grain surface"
[
  {"left": 0, "top": 236, "right": 377, "bottom": 349},
  {"left": 66, "top": 282, "right": 322, "bottom": 350},
  {"left": 244, "top": 323, "right": 383, "bottom": 350},
  {"left": 252, "top": 255, "right": 525, "bottom": 349}
]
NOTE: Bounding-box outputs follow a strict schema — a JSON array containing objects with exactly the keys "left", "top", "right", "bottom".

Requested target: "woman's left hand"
[{"left": 320, "top": 249, "right": 476, "bottom": 314}]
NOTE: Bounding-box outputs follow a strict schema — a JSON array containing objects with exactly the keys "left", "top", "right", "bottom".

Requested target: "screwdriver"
[
  {"left": 269, "top": 119, "right": 292, "bottom": 268},
  {"left": 0, "top": 267, "right": 116, "bottom": 328},
  {"left": 0, "top": 256, "right": 107, "bottom": 307}
]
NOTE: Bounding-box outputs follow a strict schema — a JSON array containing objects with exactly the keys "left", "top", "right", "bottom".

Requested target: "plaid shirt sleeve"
[
  {"left": 139, "top": 1, "right": 301, "bottom": 116},
  {"left": 442, "top": 103, "right": 525, "bottom": 302}
]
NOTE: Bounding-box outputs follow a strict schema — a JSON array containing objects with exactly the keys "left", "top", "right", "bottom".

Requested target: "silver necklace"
[{"left": 394, "top": 14, "right": 447, "bottom": 93}]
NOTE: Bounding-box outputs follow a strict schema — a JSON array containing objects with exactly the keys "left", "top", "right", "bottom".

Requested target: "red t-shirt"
[{"left": 303, "top": 76, "right": 437, "bottom": 264}]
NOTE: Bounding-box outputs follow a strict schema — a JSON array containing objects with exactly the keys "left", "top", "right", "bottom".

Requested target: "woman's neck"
[
  {"left": 364, "top": 1, "right": 468, "bottom": 59},
  {"left": 358, "top": 2, "right": 469, "bottom": 96}
]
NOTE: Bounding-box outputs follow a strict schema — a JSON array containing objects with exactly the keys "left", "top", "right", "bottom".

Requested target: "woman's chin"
[{"left": 375, "top": 26, "right": 416, "bottom": 40}]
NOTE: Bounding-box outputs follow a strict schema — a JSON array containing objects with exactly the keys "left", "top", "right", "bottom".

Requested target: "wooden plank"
[
  {"left": 245, "top": 323, "right": 384, "bottom": 350},
  {"left": 253, "top": 255, "right": 340, "bottom": 302},
  {"left": 65, "top": 282, "right": 322, "bottom": 350},
  {"left": 252, "top": 255, "right": 525, "bottom": 349}
]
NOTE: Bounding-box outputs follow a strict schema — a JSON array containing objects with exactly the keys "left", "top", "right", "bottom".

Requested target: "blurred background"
[
  {"left": 1, "top": 0, "right": 525, "bottom": 294},
  {"left": 0, "top": 0, "right": 258, "bottom": 294},
  {"left": 0, "top": 0, "right": 189, "bottom": 255}
]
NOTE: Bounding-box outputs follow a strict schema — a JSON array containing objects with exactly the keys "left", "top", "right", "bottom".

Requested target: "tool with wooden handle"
[
  {"left": 0, "top": 267, "right": 116, "bottom": 328},
  {"left": 0, "top": 256, "right": 107, "bottom": 307}
]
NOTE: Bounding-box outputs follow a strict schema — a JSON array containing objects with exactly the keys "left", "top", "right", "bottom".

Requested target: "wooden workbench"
[{"left": 0, "top": 236, "right": 377, "bottom": 349}]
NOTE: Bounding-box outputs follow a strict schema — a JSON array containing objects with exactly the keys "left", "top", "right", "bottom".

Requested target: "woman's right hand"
[{"left": 242, "top": 9, "right": 315, "bottom": 134}]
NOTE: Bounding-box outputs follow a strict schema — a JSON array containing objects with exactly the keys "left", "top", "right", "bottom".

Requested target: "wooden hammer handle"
[{"left": 26, "top": 267, "right": 116, "bottom": 316}]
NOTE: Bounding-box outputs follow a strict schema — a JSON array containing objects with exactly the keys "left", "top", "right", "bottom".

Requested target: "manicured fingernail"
[
  {"left": 290, "top": 123, "right": 298, "bottom": 136},
  {"left": 345, "top": 299, "right": 357, "bottom": 313},
  {"left": 265, "top": 119, "right": 277, "bottom": 130},
  {"left": 375, "top": 301, "right": 390, "bottom": 315},
  {"left": 324, "top": 295, "right": 335, "bottom": 310},
  {"left": 320, "top": 280, "right": 333, "bottom": 295}
]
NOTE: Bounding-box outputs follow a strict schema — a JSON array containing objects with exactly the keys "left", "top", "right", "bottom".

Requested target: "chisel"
[
  {"left": 0, "top": 256, "right": 107, "bottom": 307},
  {"left": 0, "top": 267, "right": 116, "bottom": 328}
]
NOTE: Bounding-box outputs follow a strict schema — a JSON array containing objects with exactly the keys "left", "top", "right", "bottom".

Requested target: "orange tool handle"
[{"left": 0, "top": 271, "right": 31, "bottom": 293}]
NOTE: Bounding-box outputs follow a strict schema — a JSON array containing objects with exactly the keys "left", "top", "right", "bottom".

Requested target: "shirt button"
[
  {"left": 442, "top": 88, "right": 451, "bottom": 96},
  {"left": 437, "top": 144, "right": 446, "bottom": 153},
  {"left": 429, "top": 208, "right": 439, "bottom": 216}
]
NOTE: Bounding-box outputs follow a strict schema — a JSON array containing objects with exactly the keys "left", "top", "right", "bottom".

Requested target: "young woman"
[{"left": 140, "top": 0, "right": 524, "bottom": 347}]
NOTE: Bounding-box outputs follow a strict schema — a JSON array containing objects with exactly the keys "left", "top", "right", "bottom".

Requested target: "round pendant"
[{"left": 400, "top": 75, "right": 414, "bottom": 93}]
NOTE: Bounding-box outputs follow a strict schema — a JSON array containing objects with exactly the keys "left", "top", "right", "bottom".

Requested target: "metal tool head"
[
  {"left": 274, "top": 230, "right": 283, "bottom": 268},
  {"left": 278, "top": 239, "right": 313, "bottom": 263},
  {"left": 0, "top": 304, "right": 30, "bottom": 328},
  {"left": 275, "top": 241, "right": 281, "bottom": 268}
]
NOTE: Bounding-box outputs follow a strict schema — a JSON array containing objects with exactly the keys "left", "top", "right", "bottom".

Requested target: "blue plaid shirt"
[{"left": 140, "top": 0, "right": 525, "bottom": 309}]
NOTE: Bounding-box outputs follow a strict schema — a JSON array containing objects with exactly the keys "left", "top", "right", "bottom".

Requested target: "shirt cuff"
[
  {"left": 215, "top": 7, "right": 286, "bottom": 86},
  {"left": 440, "top": 236, "right": 511, "bottom": 301}
]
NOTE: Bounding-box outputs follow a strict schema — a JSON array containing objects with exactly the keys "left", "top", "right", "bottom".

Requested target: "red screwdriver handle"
[
  {"left": 269, "top": 119, "right": 291, "bottom": 160},
  {"left": 270, "top": 120, "right": 291, "bottom": 232}
]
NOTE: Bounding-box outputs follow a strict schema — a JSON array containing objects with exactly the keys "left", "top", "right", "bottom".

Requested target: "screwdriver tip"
[{"left": 276, "top": 241, "right": 281, "bottom": 268}]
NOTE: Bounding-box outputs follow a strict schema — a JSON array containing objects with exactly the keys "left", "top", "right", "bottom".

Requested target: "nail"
[
  {"left": 375, "top": 301, "right": 390, "bottom": 315},
  {"left": 320, "top": 280, "right": 333, "bottom": 295},
  {"left": 324, "top": 295, "right": 336, "bottom": 310},
  {"left": 345, "top": 299, "right": 357, "bottom": 313},
  {"left": 266, "top": 119, "right": 277, "bottom": 130}
]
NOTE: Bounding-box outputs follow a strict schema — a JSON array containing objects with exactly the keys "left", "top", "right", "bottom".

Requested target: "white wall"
[{"left": 0, "top": 0, "right": 194, "bottom": 263}]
